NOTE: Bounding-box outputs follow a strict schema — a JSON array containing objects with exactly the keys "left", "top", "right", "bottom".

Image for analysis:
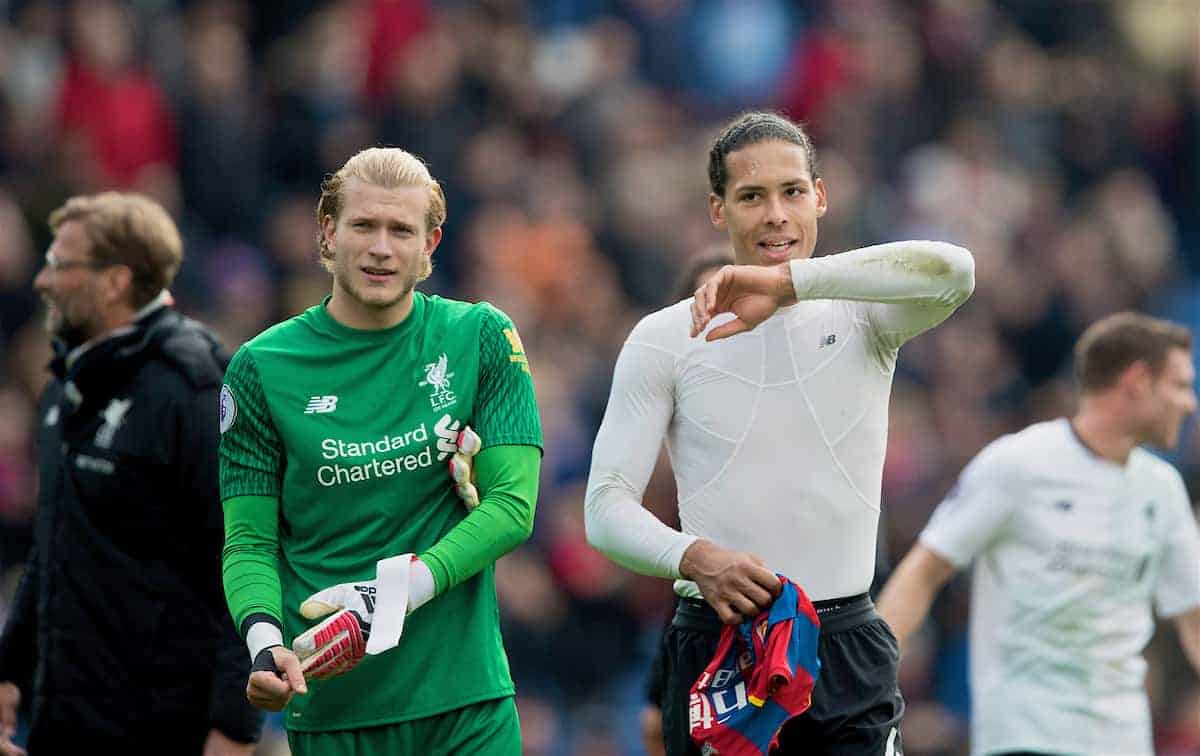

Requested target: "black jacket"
[{"left": 0, "top": 306, "right": 262, "bottom": 752}]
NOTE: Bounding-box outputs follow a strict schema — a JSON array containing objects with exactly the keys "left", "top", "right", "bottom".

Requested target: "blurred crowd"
[{"left": 2, "top": 0, "right": 1200, "bottom": 754}]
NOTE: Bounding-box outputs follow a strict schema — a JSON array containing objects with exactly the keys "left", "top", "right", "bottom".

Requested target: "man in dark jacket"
[{"left": 0, "top": 193, "right": 263, "bottom": 755}]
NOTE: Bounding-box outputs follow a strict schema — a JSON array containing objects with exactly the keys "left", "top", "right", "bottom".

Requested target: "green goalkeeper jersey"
[{"left": 219, "top": 292, "right": 541, "bottom": 730}]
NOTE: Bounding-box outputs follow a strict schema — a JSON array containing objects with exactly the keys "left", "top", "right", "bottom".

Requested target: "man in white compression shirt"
[
  {"left": 878, "top": 312, "right": 1200, "bottom": 756},
  {"left": 585, "top": 111, "right": 975, "bottom": 756}
]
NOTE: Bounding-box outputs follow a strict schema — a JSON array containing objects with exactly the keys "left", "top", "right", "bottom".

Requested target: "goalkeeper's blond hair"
[{"left": 316, "top": 147, "right": 447, "bottom": 272}]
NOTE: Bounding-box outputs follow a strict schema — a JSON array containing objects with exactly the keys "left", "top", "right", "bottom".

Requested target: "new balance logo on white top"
[{"left": 305, "top": 395, "right": 338, "bottom": 414}]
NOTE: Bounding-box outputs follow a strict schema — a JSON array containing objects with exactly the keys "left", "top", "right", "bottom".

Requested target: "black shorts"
[
  {"left": 646, "top": 615, "right": 671, "bottom": 708},
  {"left": 661, "top": 594, "right": 904, "bottom": 756}
]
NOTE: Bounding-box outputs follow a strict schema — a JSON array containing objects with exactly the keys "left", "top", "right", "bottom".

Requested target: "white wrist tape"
[
  {"left": 408, "top": 558, "right": 436, "bottom": 612},
  {"left": 246, "top": 621, "right": 284, "bottom": 661},
  {"left": 364, "top": 554, "right": 412, "bottom": 655}
]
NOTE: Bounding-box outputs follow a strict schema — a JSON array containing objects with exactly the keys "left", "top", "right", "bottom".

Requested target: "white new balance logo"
[{"left": 305, "top": 395, "right": 339, "bottom": 414}]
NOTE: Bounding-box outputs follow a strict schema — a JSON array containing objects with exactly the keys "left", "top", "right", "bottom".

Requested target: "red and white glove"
[
  {"left": 449, "top": 426, "right": 482, "bottom": 510},
  {"left": 294, "top": 558, "right": 436, "bottom": 680},
  {"left": 293, "top": 604, "right": 369, "bottom": 680}
]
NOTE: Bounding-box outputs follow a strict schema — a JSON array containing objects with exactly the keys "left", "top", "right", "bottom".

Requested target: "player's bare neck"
[{"left": 1070, "top": 409, "right": 1135, "bottom": 466}]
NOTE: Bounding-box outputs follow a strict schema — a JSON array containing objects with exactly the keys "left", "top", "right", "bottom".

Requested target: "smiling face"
[
  {"left": 322, "top": 177, "right": 442, "bottom": 329},
  {"left": 708, "top": 139, "right": 827, "bottom": 267},
  {"left": 1141, "top": 347, "right": 1197, "bottom": 449}
]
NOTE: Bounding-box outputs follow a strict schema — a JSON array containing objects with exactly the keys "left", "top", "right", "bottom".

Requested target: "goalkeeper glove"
[
  {"left": 293, "top": 606, "right": 369, "bottom": 679},
  {"left": 294, "top": 558, "right": 436, "bottom": 679},
  {"left": 449, "top": 426, "right": 482, "bottom": 510}
]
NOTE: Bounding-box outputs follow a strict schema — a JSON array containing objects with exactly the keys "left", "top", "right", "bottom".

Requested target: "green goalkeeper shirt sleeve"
[
  {"left": 222, "top": 494, "right": 283, "bottom": 632},
  {"left": 219, "top": 345, "right": 287, "bottom": 638},
  {"left": 418, "top": 443, "right": 540, "bottom": 594}
]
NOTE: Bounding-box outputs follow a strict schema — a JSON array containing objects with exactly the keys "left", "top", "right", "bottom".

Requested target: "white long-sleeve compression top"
[{"left": 584, "top": 240, "right": 975, "bottom": 600}]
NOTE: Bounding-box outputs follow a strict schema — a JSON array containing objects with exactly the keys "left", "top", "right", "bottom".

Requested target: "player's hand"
[
  {"left": 201, "top": 728, "right": 255, "bottom": 756},
  {"left": 290, "top": 604, "right": 364, "bottom": 686},
  {"left": 640, "top": 704, "right": 666, "bottom": 756},
  {"left": 300, "top": 580, "right": 377, "bottom": 627},
  {"left": 246, "top": 645, "right": 306, "bottom": 712},
  {"left": 297, "top": 556, "right": 434, "bottom": 671},
  {"left": 448, "top": 426, "right": 483, "bottom": 510},
  {"left": 296, "top": 579, "right": 379, "bottom": 679},
  {"left": 690, "top": 264, "right": 797, "bottom": 340},
  {"left": 0, "top": 683, "right": 19, "bottom": 741},
  {"left": 0, "top": 682, "right": 23, "bottom": 756},
  {"left": 680, "top": 539, "right": 782, "bottom": 624}
]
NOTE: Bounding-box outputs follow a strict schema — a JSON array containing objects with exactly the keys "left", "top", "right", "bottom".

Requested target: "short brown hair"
[
  {"left": 49, "top": 192, "right": 183, "bottom": 309},
  {"left": 316, "top": 147, "right": 447, "bottom": 271},
  {"left": 1074, "top": 312, "right": 1192, "bottom": 393},
  {"left": 672, "top": 248, "right": 734, "bottom": 302}
]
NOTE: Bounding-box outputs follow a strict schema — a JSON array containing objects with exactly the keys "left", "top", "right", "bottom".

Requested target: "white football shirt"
[
  {"left": 920, "top": 418, "right": 1200, "bottom": 756},
  {"left": 585, "top": 241, "right": 974, "bottom": 600}
]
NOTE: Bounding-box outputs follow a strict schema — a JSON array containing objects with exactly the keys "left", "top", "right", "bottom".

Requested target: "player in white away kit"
[
  {"left": 878, "top": 312, "right": 1200, "bottom": 756},
  {"left": 585, "top": 111, "right": 975, "bottom": 756}
]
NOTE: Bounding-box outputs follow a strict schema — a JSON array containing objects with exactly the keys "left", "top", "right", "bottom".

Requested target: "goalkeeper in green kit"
[{"left": 218, "top": 146, "right": 541, "bottom": 755}]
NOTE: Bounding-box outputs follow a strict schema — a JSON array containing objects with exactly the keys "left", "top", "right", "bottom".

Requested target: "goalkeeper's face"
[{"left": 323, "top": 177, "right": 442, "bottom": 313}]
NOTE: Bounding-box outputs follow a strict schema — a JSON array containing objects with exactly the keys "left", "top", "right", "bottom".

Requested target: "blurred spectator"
[
  {"left": 56, "top": 0, "right": 177, "bottom": 190},
  {"left": 175, "top": 12, "right": 266, "bottom": 240}
]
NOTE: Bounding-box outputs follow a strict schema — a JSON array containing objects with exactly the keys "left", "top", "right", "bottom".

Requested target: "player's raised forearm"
[
  {"left": 790, "top": 240, "right": 975, "bottom": 308},
  {"left": 876, "top": 545, "right": 957, "bottom": 653},
  {"left": 690, "top": 265, "right": 796, "bottom": 339},
  {"left": 419, "top": 444, "right": 539, "bottom": 594}
]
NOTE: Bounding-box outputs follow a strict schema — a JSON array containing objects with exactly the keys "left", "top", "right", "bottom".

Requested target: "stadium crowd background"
[{"left": 1, "top": 0, "right": 1199, "bottom": 753}]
